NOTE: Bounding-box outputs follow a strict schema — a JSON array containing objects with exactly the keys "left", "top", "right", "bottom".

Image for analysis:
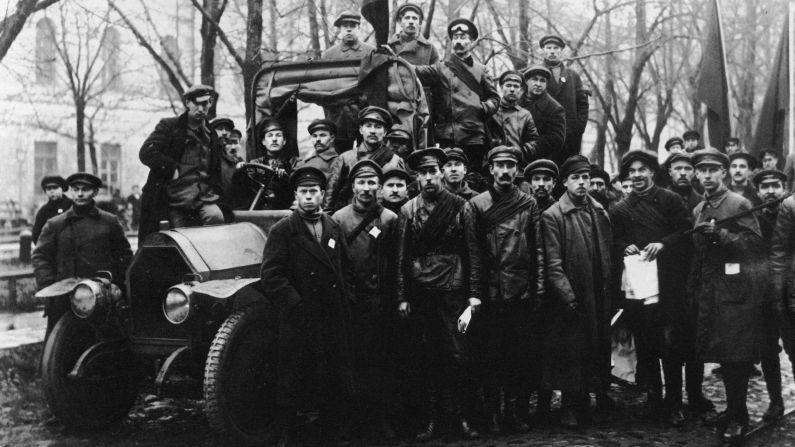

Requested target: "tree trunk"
[
  {"left": 245, "top": 0, "right": 264, "bottom": 160},
  {"left": 517, "top": 0, "right": 529, "bottom": 69},
  {"left": 319, "top": 0, "right": 330, "bottom": 48},
  {"left": 735, "top": 1, "right": 757, "bottom": 148},
  {"left": 75, "top": 99, "right": 86, "bottom": 172},
  {"left": 199, "top": 0, "right": 223, "bottom": 88},
  {"left": 307, "top": 0, "right": 321, "bottom": 59},
  {"left": 423, "top": 0, "right": 436, "bottom": 40},
  {"left": 88, "top": 120, "right": 98, "bottom": 175},
  {"left": 613, "top": 0, "right": 650, "bottom": 157},
  {"left": 267, "top": 0, "right": 278, "bottom": 53}
]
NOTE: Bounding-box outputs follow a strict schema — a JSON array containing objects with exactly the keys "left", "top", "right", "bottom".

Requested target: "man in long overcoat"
[
  {"left": 688, "top": 148, "right": 767, "bottom": 443},
  {"left": 540, "top": 155, "right": 612, "bottom": 428},
  {"left": 519, "top": 66, "right": 567, "bottom": 167},
  {"left": 260, "top": 166, "right": 356, "bottom": 445}
]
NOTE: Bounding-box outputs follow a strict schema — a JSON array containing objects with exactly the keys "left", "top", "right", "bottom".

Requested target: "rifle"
[{"left": 683, "top": 192, "right": 793, "bottom": 236}]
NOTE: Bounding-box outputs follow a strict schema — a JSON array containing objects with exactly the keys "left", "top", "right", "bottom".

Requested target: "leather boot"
[{"left": 763, "top": 400, "right": 785, "bottom": 422}]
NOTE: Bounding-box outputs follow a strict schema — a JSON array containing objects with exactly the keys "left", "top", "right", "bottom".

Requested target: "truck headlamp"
[
  {"left": 163, "top": 285, "right": 192, "bottom": 324},
  {"left": 71, "top": 280, "right": 104, "bottom": 318}
]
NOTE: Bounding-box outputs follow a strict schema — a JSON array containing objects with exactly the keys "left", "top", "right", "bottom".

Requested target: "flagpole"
[
  {"left": 715, "top": 0, "right": 732, "bottom": 137},
  {"left": 789, "top": 0, "right": 794, "bottom": 156}
]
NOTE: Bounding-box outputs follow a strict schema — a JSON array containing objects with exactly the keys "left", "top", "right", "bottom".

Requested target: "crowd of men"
[{"left": 28, "top": 3, "right": 795, "bottom": 446}]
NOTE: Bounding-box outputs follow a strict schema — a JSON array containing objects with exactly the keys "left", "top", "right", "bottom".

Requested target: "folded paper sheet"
[{"left": 622, "top": 254, "right": 659, "bottom": 303}]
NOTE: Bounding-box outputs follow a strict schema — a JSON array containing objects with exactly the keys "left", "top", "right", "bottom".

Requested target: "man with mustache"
[
  {"left": 414, "top": 18, "right": 500, "bottom": 174},
  {"left": 380, "top": 167, "right": 411, "bottom": 214},
  {"left": 525, "top": 159, "right": 558, "bottom": 212},
  {"left": 331, "top": 159, "right": 400, "bottom": 437},
  {"left": 610, "top": 150, "right": 692, "bottom": 427},
  {"left": 752, "top": 169, "right": 792, "bottom": 423},
  {"left": 325, "top": 106, "right": 406, "bottom": 213},
  {"left": 322, "top": 12, "right": 375, "bottom": 153},
  {"left": 760, "top": 149, "right": 780, "bottom": 170},
  {"left": 464, "top": 146, "right": 544, "bottom": 434},
  {"left": 139, "top": 84, "right": 227, "bottom": 238},
  {"left": 519, "top": 65, "right": 567, "bottom": 167},
  {"left": 540, "top": 154, "right": 613, "bottom": 428},
  {"left": 665, "top": 153, "right": 703, "bottom": 213},
  {"left": 688, "top": 148, "right": 767, "bottom": 443},
  {"left": 388, "top": 3, "right": 439, "bottom": 65},
  {"left": 442, "top": 147, "right": 477, "bottom": 200},
  {"left": 297, "top": 119, "right": 339, "bottom": 179},
  {"left": 396, "top": 148, "right": 479, "bottom": 441},
  {"left": 538, "top": 35, "right": 589, "bottom": 162},
  {"left": 490, "top": 71, "right": 539, "bottom": 165},
  {"left": 728, "top": 152, "right": 762, "bottom": 206}
]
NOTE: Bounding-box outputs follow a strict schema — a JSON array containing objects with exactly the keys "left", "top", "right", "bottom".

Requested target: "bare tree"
[{"left": 0, "top": 0, "right": 60, "bottom": 62}]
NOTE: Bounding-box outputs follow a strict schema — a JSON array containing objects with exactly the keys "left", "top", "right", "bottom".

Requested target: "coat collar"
[
  {"left": 340, "top": 40, "right": 362, "bottom": 52},
  {"left": 64, "top": 203, "right": 100, "bottom": 221},
  {"left": 558, "top": 191, "right": 603, "bottom": 215},
  {"left": 388, "top": 33, "right": 432, "bottom": 47},
  {"left": 288, "top": 210, "right": 338, "bottom": 269},
  {"left": 625, "top": 185, "right": 660, "bottom": 207}
]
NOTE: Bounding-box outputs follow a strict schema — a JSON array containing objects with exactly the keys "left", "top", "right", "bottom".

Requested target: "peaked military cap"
[
  {"left": 358, "top": 106, "right": 393, "bottom": 128},
  {"left": 498, "top": 70, "right": 524, "bottom": 86},
  {"left": 663, "top": 152, "right": 693, "bottom": 169},
  {"left": 487, "top": 145, "right": 522, "bottom": 164},
  {"left": 307, "top": 118, "right": 337, "bottom": 135},
  {"left": 447, "top": 18, "right": 478, "bottom": 40},
  {"left": 444, "top": 147, "right": 469, "bottom": 164},
  {"left": 682, "top": 130, "right": 701, "bottom": 141},
  {"left": 350, "top": 159, "right": 382, "bottom": 182},
  {"left": 539, "top": 35, "right": 565, "bottom": 48},
  {"left": 209, "top": 115, "right": 235, "bottom": 129},
  {"left": 395, "top": 2, "right": 423, "bottom": 21},
  {"left": 40, "top": 175, "right": 68, "bottom": 191},
  {"left": 183, "top": 84, "right": 214, "bottom": 102},
  {"left": 729, "top": 151, "right": 757, "bottom": 170},
  {"left": 523, "top": 64, "right": 552, "bottom": 80},
  {"left": 559, "top": 155, "right": 591, "bottom": 179},
  {"left": 752, "top": 169, "right": 787, "bottom": 187},
  {"left": 66, "top": 172, "right": 102, "bottom": 189},
  {"left": 664, "top": 137, "right": 684, "bottom": 151},
  {"left": 524, "top": 159, "right": 558, "bottom": 179},
  {"left": 407, "top": 147, "right": 446, "bottom": 171},
  {"left": 692, "top": 147, "right": 729, "bottom": 168},
  {"left": 333, "top": 11, "right": 361, "bottom": 27},
  {"left": 382, "top": 167, "right": 412, "bottom": 183},
  {"left": 257, "top": 118, "right": 285, "bottom": 137},
  {"left": 290, "top": 166, "right": 326, "bottom": 190}
]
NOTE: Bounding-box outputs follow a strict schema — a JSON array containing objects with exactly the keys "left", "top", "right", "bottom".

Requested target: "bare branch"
[{"left": 190, "top": 0, "right": 245, "bottom": 67}]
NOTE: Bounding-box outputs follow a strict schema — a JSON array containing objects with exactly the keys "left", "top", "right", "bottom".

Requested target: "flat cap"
[
  {"left": 183, "top": 84, "right": 214, "bottom": 102},
  {"left": 358, "top": 105, "right": 393, "bottom": 128},
  {"left": 559, "top": 155, "right": 591, "bottom": 180},
  {"left": 382, "top": 167, "right": 412, "bottom": 183},
  {"left": 350, "top": 159, "right": 382, "bottom": 182},
  {"left": 664, "top": 137, "right": 684, "bottom": 151},
  {"left": 40, "top": 175, "right": 68, "bottom": 191},
  {"left": 523, "top": 64, "right": 552, "bottom": 80},
  {"left": 447, "top": 18, "right": 478, "bottom": 40},
  {"left": 620, "top": 149, "right": 659, "bottom": 179},
  {"left": 395, "top": 2, "right": 423, "bottom": 21},
  {"left": 498, "top": 70, "right": 524, "bottom": 86},
  {"left": 590, "top": 164, "right": 610, "bottom": 184},
  {"left": 407, "top": 147, "right": 446, "bottom": 171},
  {"left": 66, "top": 172, "right": 102, "bottom": 189},
  {"left": 307, "top": 118, "right": 337, "bottom": 135},
  {"left": 257, "top": 118, "right": 285, "bottom": 137},
  {"left": 333, "top": 11, "right": 361, "bottom": 27},
  {"left": 487, "top": 145, "right": 522, "bottom": 164},
  {"left": 729, "top": 151, "right": 757, "bottom": 170},
  {"left": 444, "top": 147, "right": 469, "bottom": 164},
  {"left": 663, "top": 152, "right": 693, "bottom": 169},
  {"left": 692, "top": 147, "right": 729, "bottom": 169},
  {"left": 524, "top": 159, "right": 558, "bottom": 179},
  {"left": 290, "top": 166, "right": 326, "bottom": 190},
  {"left": 682, "top": 129, "right": 701, "bottom": 140},
  {"left": 752, "top": 169, "right": 787, "bottom": 187},
  {"left": 539, "top": 35, "right": 566, "bottom": 48}
]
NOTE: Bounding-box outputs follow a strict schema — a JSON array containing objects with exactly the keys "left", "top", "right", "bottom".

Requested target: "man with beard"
[
  {"left": 682, "top": 130, "right": 702, "bottom": 153},
  {"left": 540, "top": 155, "right": 613, "bottom": 428},
  {"left": 414, "top": 18, "right": 500, "bottom": 173},
  {"left": 442, "top": 148, "right": 477, "bottom": 200},
  {"left": 396, "top": 148, "right": 479, "bottom": 441},
  {"left": 519, "top": 65, "right": 567, "bottom": 167},
  {"left": 322, "top": 12, "right": 375, "bottom": 153},
  {"left": 385, "top": 126, "right": 413, "bottom": 160},
  {"left": 538, "top": 35, "right": 588, "bottom": 161},
  {"left": 33, "top": 173, "right": 132, "bottom": 337},
  {"left": 728, "top": 152, "right": 762, "bottom": 206},
  {"left": 325, "top": 106, "right": 406, "bottom": 213},
  {"left": 760, "top": 149, "right": 780, "bottom": 170},
  {"left": 525, "top": 159, "right": 558, "bottom": 212},
  {"left": 139, "top": 84, "right": 227, "bottom": 238},
  {"left": 610, "top": 150, "right": 691, "bottom": 427},
  {"left": 32, "top": 176, "right": 73, "bottom": 244},
  {"left": 381, "top": 167, "right": 411, "bottom": 214},
  {"left": 490, "top": 71, "right": 540, "bottom": 164},
  {"left": 331, "top": 159, "right": 400, "bottom": 437},
  {"left": 297, "top": 119, "right": 339, "bottom": 179},
  {"left": 689, "top": 148, "right": 767, "bottom": 442},
  {"left": 261, "top": 166, "right": 356, "bottom": 446},
  {"left": 464, "top": 146, "right": 544, "bottom": 434},
  {"left": 752, "top": 169, "right": 791, "bottom": 422},
  {"left": 589, "top": 164, "right": 612, "bottom": 210},
  {"left": 665, "top": 153, "right": 703, "bottom": 213}
]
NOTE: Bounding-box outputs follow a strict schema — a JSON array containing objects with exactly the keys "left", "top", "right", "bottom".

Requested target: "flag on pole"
[
  {"left": 695, "top": 0, "right": 731, "bottom": 150},
  {"left": 752, "top": 18, "right": 789, "bottom": 157},
  {"left": 361, "top": 0, "right": 389, "bottom": 46}
]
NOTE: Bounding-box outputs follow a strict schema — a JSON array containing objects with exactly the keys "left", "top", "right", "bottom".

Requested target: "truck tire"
[
  {"left": 204, "top": 303, "right": 277, "bottom": 446},
  {"left": 41, "top": 313, "right": 136, "bottom": 429}
]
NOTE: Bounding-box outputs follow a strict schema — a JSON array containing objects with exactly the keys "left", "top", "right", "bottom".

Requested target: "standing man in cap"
[
  {"left": 682, "top": 130, "right": 701, "bottom": 153},
  {"left": 396, "top": 147, "right": 479, "bottom": 441},
  {"left": 725, "top": 137, "right": 744, "bottom": 155},
  {"left": 33, "top": 173, "right": 132, "bottom": 337},
  {"left": 261, "top": 166, "right": 356, "bottom": 446},
  {"left": 524, "top": 159, "right": 559, "bottom": 212},
  {"left": 442, "top": 147, "right": 477, "bottom": 200},
  {"left": 413, "top": 18, "right": 500, "bottom": 173},
  {"left": 760, "top": 149, "right": 780, "bottom": 170},
  {"left": 209, "top": 115, "right": 235, "bottom": 141},
  {"left": 540, "top": 154, "right": 613, "bottom": 428},
  {"left": 752, "top": 169, "right": 791, "bottom": 422},
  {"left": 32, "top": 176, "right": 73, "bottom": 244},
  {"left": 331, "top": 159, "right": 400, "bottom": 437},
  {"left": 664, "top": 137, "right": 685, "bottom": 154},
  {"left": 490, "top": 70, "right": 540, "bottom": 165},
  {"left": 380, "top": 167, "right": 412, "bottom": 214},
  {"left": 609, "top": 150, "right": 692, "bottom": 426},
  {"left": 388, "top": 3, "right": 439, "bottom": 66},
  {"left": 296, "top": 119, "right": 339, "bottom": 179},
  {"left": 385, "top": 126, "right": 413, "bottom": 160},
  {"left": 728, "top": 152, "right": 762, "bottom": 206},
  {"left": 519, "top": 65, "right": 567, "bottom": 167},
  {"left": 325, "top": 106, "right": 406, "bottom": 213},
  {"left": 666, "top": 153, "right": 703, "bottom": 213},
  {"left": 139, "top": 84, "right": 226, "bottom": 238},
  {"left": 688, "top": 148, "right": 767, "bottom": 442},
  {"left": 538, "top": 35, "right": 589, "bottom": 161},
  {"left": 588, "top": 164, "right": 612, "bottom": 210},
  {"left": 323, "top": 11, "right": 375, "bottom": 154},
  {"left": 464, "top": 146, "right": 544, "bottom": 434}
]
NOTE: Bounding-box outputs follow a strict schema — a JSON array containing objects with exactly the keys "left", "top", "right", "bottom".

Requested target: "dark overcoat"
[
  {"left": 138, "top": 112, "right": 225, "bottom": 239},
  {"left": 32, "top": 196, "right": 73, "bottom": 244},
  {"left": 260, "top": 211, "right": 356, "bottom": 408},
  {"left": 519, "top": 91, "right": 567, "bottom": 166},
  {"left": 540, "top": 193, "right": 612, "bottom": 393},
  {"left": 544, "top": 63, "right": 589, "bottom": 159}
]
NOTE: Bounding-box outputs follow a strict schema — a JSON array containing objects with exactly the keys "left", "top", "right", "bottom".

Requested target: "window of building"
[
  {"left": 99, "top": 143, "right": 121, "bottom": 192},
  {"left": 33, "top": 141, "right": 58, "bottom": 195},
  {"left": 101, "top": 27, "right": 121, "bottom": 90},
  {"left": 35, "top": 18, "right": 57, "bottom": 85}
]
